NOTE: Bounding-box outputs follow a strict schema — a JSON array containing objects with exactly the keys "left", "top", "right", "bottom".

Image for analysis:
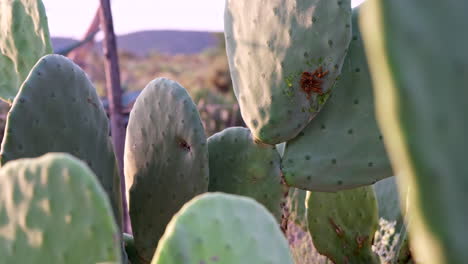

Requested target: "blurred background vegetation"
[{"left": 0, "top": 31, "right": 244, "bottom": 141}]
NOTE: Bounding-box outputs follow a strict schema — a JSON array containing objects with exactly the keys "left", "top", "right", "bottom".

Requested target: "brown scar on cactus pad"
[
  {"left": 356, "top": 235, "right": 369, "bottom": 249},
  {"left": 177, "top": 138, "right": 191, "bottom": 152},
  {"left": 328, "top": 217, "right": 344, "bottom": 237},
  {"left": 87, "top": 97, "right": 98, "bottom": 108},
  {"left": 300, "top": 66, "right": 329, "bottom": 99}
]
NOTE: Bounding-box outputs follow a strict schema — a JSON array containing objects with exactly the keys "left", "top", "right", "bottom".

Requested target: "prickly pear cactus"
[
  {"left": 373, "top": 177, "right": 412, "bottom": 263},
  {"left": 0, "top": 54, "right": 122, "bottom": 229},
  {"left": 208, "top": 127, "right": 285, "bottom": 221},
  {"left": 225, "top": 0, "right": 352, "bottom": 144},
  {"left": 282, "top": 7, "right": 392, "bottom": 191},
  {"left": 287, "top": 187, "right": 308, "bottom": 230},
  {"left": 123, "top": 233, "right": 144, "bottom": 264},
  {"left": 0, "top": 0, "right": 53, "bottom": 103},
  {"left": 124, "top": 78, "right": 209, "bottom": 261},
  {"left": 374, "top": 177, "right": 405, "bottom": 225},
  {"left": 360, "top": 0, "right": 468, "bottom": 263},
  {"left": 0, "top": 153, "right": 121, "bottom": 264},
  {"left": 276, "top": 143, "right": 308, "bottom": 229},
  {"left": 152, "top": 193, "right": 294, "bottom": 264},
  {"left": 307, "top": 187, "right": 379, "bottom": 263}
]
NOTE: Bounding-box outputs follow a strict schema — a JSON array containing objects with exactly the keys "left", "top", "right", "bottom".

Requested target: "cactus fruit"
[
  {"left": 282, "top": 7, "right": 392, "bottom": 191},
  {"left": 124, "top": 77, "right": 209, "bottom": 261},
  {"left": 306, "top": 187, "right": 379, "bottom": 263},
  {"left": 360, "top": 0, "right": 468, "bottom": 263},
  {"left": 152, "top": 192, "right": 294, "bottom": 264},
  {"left": 0, "top": 153, "right": 121, "bottom": 264},
  {"left": 0, "top": 0, "right": 53, "bottom": 103},
  {"left": 207, "top": 127, "right": 285, "bottom": 221},
  {"left": 224, "top": 0, "right": 352, "bottom": 144},
  {"left": 0, "top": 54, "right": 122, "bottom": 228}
]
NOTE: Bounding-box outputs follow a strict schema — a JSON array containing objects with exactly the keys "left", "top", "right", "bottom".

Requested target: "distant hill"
[
  {"left": 51, "top": 30, "right": 221, "bottom": 56},
  {"left": 51, "top": 37, "right": 77, "bottom": 51}
]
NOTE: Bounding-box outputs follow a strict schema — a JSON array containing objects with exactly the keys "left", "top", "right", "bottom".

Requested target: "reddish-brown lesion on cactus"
[
  {"left": 178, "top": 138, "right": 191, "bottom": 152},
  {"left": 356, "top": 235, "right": 369, "bottom": 249},
  {"left": 300, "top": 66, "right": 329, "bottom": 99},
  {"left": 87, "top": 97, "right": 98, "bottom": 108},
  {"left": 328, "top": 217, "right": 344, "bottom": 237}
]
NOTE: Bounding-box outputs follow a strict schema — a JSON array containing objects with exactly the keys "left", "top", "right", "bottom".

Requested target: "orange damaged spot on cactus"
[
  {"left": 356, "top": 235, "right": 369, "bottom": 249},
  {"left": 300, "top": 66, "right": 329, "bottom": 99}
]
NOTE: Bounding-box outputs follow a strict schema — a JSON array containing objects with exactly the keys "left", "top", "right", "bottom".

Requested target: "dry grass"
[
  {"left": 287, "top": 221, "right": 332, "bottom": 264},
  {"left": 78, "top": 47, "right": 236, "bottom": 108}
]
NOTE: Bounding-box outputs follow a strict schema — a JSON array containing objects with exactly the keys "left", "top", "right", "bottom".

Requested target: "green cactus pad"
[
  {"left": 208, "top": 127, "right": 285, "bottom": 221},
  {"left": 282, "top": 7, "right": 392, "bottom": 191},
  {"left": 287, "top": 187, "right": 308, "bottom": 231},
  {"left": 0, "top": 54, "right": 122, "bottom": 229},
  {"left": 307, "top": 187, "right": 379, "bottom": 263},
  {"left": 225, "top": 0, "right": 352, "bottom": 144},
  {"left": 124, "top": 77, "right": 209, "bottom": 261},
  {"left": 152, "top": 192, "right": 294, "bottom": 264},
  {"left": 373, "top": 177, "right": 412, "bottom": 263},
  {"left": 360, "top": 0, "right": 468, "bottom": 263},
  {"left": 0, "top": 0, "right": 53, "bottom": 103},
  {"left": 123, "top": 233, "right": 144, "bottom": 264},
  {"left": 374, "top": 177, "right": 404, "bottom": 225},
  {"left": 0, "top": 153, "right": 121, "bottom": 264}
]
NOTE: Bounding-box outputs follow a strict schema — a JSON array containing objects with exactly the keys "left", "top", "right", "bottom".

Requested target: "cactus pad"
[
  {"left": 152, "top": 192, "right": 294, "bottom": 264},
  {"left": 0, "top": 54, "right": 122, "bottom": 229},
  {"left": 123, "top": 233, "right": 144, "bottom": 264},
  {"left": 360, "top": 0, "right": 468, "bottom": 262},
  {"left": 0, "top": 153, "right": 121, "bottom": 264},
  {"left": 208, "top": 127, "right": 285, "bottom": 221},
  {"left": 282, "top": 7, "right": 392, "bottom": 191},
  {"left": 307, "top": 187, "right": 379, "bottom": 263},
  {"left": 374, "top": 177, "right": 404, "bottom": 224},
  {"left": 225, "top": 0, "right": 352, "bottom": 144},
  {"left": 124, "top": 77, "right": 209, "bottom": 261},
  {"left": 287, "top": 187, "right": 308, "bottom": 230},
  {"left": 373, "top": 177, "right": 412, "bottom": 263},
  {"left": 0, "top": 0, "right": 52, "bottom": 102}
]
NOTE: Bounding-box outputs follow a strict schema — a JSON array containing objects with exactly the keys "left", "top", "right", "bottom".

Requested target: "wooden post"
[{"left": 99, "top": 0, "right": 130, "bottom": 233}]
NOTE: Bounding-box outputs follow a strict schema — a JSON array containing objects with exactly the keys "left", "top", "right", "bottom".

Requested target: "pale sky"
[{"left": 43, "top": 0, "right": 366, "bottom": 38}]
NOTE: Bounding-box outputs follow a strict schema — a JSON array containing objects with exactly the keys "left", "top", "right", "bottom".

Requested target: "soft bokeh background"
[{"left": 43, "top": 0, "right": 365, "bottom": 38}]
